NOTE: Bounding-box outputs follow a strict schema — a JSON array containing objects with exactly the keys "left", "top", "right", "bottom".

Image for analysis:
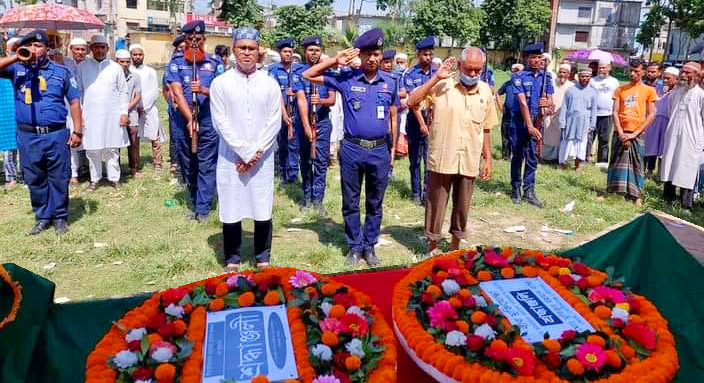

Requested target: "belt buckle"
[
  {"left": 36, "top": 126, "right": 49, "bottom": 134},
  {"left": 360, "top": 139, "right": 374, "bottom": 149}
]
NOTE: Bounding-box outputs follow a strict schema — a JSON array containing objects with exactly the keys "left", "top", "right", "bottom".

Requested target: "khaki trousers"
[{"left": 424, "top": 171, "right": 476, "bottom": 241}]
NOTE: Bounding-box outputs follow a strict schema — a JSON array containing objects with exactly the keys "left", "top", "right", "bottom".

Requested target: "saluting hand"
[
  {"left": 436, "top": 57, "right": 457, "bottom": 80},
  {"left": 335, "top": 48, "right": 360, "bottom": 67}
]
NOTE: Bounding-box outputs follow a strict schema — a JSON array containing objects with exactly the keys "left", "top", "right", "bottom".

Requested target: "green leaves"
[
  {"left": 480, "top": 0, "right": 551, "bottom": 52},
  {"left": 190, "top": 285, "right": 211, "bottom": 306},
  {"left": 220, "top": 0, "right": 264, "bottom": 28},
  {"left": 270, "top": 1, "right": 333, "bottom": 47},
  {"left": 408, "top": 0, "right": 483, "bottom": 47}
]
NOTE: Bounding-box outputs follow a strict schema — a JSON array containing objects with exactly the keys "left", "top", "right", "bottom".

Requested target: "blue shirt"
[
  {"left": 268, "top": 62, "right": 304, "bottom": 113},
  {"left": 401, "top": 64, "right": 436, "bottom": 92},
  {"left": 165, "top": 53, "right": 223, "bottom": 124},
  {"left": 481, "top": 65, "right": 495, "bottom": 87},
  {"left": 511, "top": 69, "right": 555, "bottom": 116},
  {"left": 0, "top": 60, "right": 80, "bottom": 127},
  {"left": 293, "top": 63, "right": 331, "bottom": 122},
  {"left": 384, "top": 68, "right": 402, "bottom": 94},
  {"left": 497, "top": 79, "right": 515, "bottom": 111},
  {"left": 324, "top": 69, "right": 399, "bottom": 139}
]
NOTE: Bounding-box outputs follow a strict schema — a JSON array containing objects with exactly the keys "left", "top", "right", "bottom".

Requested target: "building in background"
[{"left": 554, "top": 0, "right": 643, "bottom": 53}]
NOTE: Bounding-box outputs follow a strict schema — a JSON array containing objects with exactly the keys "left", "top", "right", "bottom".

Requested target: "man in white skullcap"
[
  {"left": 558, "top": 68, "right": 598, "bottom": 170},
  {"left": 76, "top": 35, "right": 129, "bottom": 190},
  {"left": 129, "top": 44, "right": 164, "bottom": 173},
  {"left": 115, "top": 49, "right": 143, "bottom": 176},
  {"left": 64, "top": 37, "right": 89, "bottom": 184},
  {"left": 395, "top": 52, "right": 408, "bottom": 71},
  {"left": 542, "top": 63, "right": 575, "bottom": 161},
  {"left": 588, "top": 58, "right": 620, "bottom": 165}
]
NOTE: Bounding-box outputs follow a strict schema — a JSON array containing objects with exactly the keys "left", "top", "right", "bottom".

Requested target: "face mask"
[
  {"left": 397, "top": 64, "right": 406, "bottom": 71},
  {"left": 459, "top": 72, "right": 479, "bottom": 87}
]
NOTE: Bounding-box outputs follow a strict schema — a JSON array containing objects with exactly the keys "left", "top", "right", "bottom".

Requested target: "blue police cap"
[
  {"left": 415, "top": 36, "right": 435, "bottom": 50},
  {"left": 275, "top": 38, "right": 295, "bottom": 50},
  {"left": 522, "top": 42, "right": 545, "bottom": 55},
  {"left": 20, "top": 30, "right": 49, "bottom": 46},
  {"left": 301, "top": 35, "right": 322, "bottom": 48},
  {"left": 172, "top": 34, "right": 186, "bottom": 47},
  {"left": 182, "top": 20, "right": 205, "bottom": 34},
  {"left": 383, "top": 49, "right": 396, "bottom": 60},
  {"left": 354, "top": 28, "right": 384, "bottom": 51}
]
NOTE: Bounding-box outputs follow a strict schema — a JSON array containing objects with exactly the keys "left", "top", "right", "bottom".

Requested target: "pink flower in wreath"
[
  {"left": 320, "top": 318, "right": 345, "bottom": 334},
  {"left": 289, "top": 270, "right": 318, "bottom": 288},
  {"left": 484, "top": 250, "right": 509, "bottom": 268},
  {"left": 427, "top": 301, "right": 458, "bottom": 331},
  {"left": 576, "top": 343, "right": 607, "bottom": 372},
  {"left": 313, "top": 375, "right": 341, "bottom": 383},
  {"left": 592, "top": 286, "right": 626, "bottom": 304}
]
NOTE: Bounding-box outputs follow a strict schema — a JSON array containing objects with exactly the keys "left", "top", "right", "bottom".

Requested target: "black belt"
[
  {"left": 344, "top": 135, "right": 387, "bottom": 149},
  {"left": 18, "top": 124, "right": 66, "bottom": 134}
]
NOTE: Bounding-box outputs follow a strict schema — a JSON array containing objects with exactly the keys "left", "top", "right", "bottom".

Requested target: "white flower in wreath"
[
  {"left": 445, "top": 330, "right": 467, "bottom": 347},
  {"left": 135, "top": 380, "right": 154, "bottom": 383},
  {"left": 474, "top": 324, "right": 496, "bottom": 340},
  {"left": 125, "top": 328, "right": 147, "bottom": 343},
  {"left": 473, "top": 295, "right": 488, "bottom": 308},
  {"left": 571, "top": 274, "right": 583, "bottom": 282},
  {"left": 165, "top": 303, "right": 185, "bottom": 319},
  {"left": 311, "top": 344, "right": 333, "bottom": 361},
  {"left": 346, "top": 306, "right": 366, "bottom": 319},
  {"left": 321, "top": 301, "right": 333, "bottom": 317},
  {"left": 113, "top": 350, "right": 139, "bottom": 369},
  {"left": 611, "top": 307, "right": 629, "bottom": 322},
  {"left": 345, "top": 338, "right": 366, "bottom": 358},
  {"left": 151, "top": 346, "right": 175, "bottom": 363},
  {"left": 441, "top": 279, "right": 460, "bottom": 296}
]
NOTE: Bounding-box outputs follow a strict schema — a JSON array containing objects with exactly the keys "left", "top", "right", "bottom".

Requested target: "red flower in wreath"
[
  {"left": 333, "top": 292, "right": 356, "bottom": 308},
  {"left": 146, "top": 313, "right": 167, "bottom": 330},
  {"left": 505, "top": 347, "right": 537, "bottom": 376},
  {"left": 623, "top": 323, "right": 657, "bottom": 350},
  {"left": 435, "top": 259, "right": 460, "bottom": 271},
  {"left": 340, "top": 314, "right": 369, "bottom": 337},
  {"left": 467, "top": 335, "right": 485, "bottom": 352},
  {"left": 484, "top": 250, "right": 509, "bottom": 268},
  {"left": 560, "top": 330, "right": 577, "bottom": 343},
  {"left": 162, "top": 288, "right": 188, "bottom": 306},
  {"left": 132, "top": 367, "right": 153, "bottom": 381}
]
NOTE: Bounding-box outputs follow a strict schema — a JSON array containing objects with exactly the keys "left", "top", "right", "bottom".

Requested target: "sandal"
[{"left": 224, "top": 263, "right": 240, "bottom": 273}]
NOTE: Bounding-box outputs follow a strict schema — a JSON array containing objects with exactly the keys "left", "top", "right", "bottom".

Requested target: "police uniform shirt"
[
  {"left": 0, "top": 60, "right": 80, "bottom": 126},
  {"left": 323, "top": 69, "right": 399, "bottom": 139},
  {"left": 292, "top": 64, "right": 332, "bottom": 122},
  {"left": 481, "top": 66, "right": 495, "bottom": 88},
  {"left": 401, "top": 64, "right": 436, "bottom": 93},
  {"left": 268, "top": 62, "right": 304, "bottom": 105},
  {"left": 164, "top": 53, "right": 223, "bottom": 124},
  {"left": 498, "top": 79, "right": 516, "bottom": 111},
  {"left": 511, "top": 69, "right": 555, "bottom": 116}
]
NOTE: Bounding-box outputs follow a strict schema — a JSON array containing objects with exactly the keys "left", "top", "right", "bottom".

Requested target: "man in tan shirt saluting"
[{"left": 408, "top": 47, "right": 497, "bottom": 257}]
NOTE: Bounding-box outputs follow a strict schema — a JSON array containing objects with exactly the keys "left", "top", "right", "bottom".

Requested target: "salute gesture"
[
  {"left": 435, "top": 57, "right": 457, "bottom": 80},
  {"left": 335, "top": 47, "right": 360, "bottom": 66}
]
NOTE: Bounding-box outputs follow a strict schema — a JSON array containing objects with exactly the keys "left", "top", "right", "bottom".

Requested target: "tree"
[
  {"left": 481, "top": 0, "right": 551, "bottom": 52},
  {"left": 636, "top": 2, "right": 666, "bottom": 53},
  {"left": 670, "top": 0, "right": 704, "bottom": 40},
  {"left": 377, "top": 19, "right": 411, "bottom": 47},
  {"left": 220, "top": 0, "right": 264, "bottom": 28},
  {"left": 408, "top": 0, "right": 483, "bottom": 50},
  {"left": 270, "top": 0, "right": 333, "bottom": 46}
]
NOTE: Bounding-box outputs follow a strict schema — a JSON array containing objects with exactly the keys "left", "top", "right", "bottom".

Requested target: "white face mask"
[{"left": 459, "top": 72, "right": 479, "bottom": 87}]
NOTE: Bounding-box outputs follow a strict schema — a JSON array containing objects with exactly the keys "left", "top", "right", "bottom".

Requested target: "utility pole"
[{"left": 547, "top": 0, "right": 559, "bottom": 52}]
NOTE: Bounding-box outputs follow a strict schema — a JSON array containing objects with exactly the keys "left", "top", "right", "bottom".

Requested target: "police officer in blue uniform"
[
  {"left": 303, "top": 29, "right": 398, "bottom": 267},
  {"left": 165, "top": 34, "right": 186, "bottom": 176},
  {"left": 166, "top": 21, "right": 224, "bottom": 221},
  {"left": 381, "top": 49, "right": 401, "bottom": 175},
  {"left": 479, "top": 46, "right": 495, "bottom": 90},
  {"left": 0, "top": 30, "right": 83, "bottom": 234},
  {"left": 510, "top": 42, "right": 554, "bottom": 208},
  {"left": 293, "top": 35, "right": 336, "bottom": 212},
  {"left": 402, "top": 36, "right": 436, "bottom": 205},
  {"left": 268, "top": 38, "right": 303, "bottom": 184}
]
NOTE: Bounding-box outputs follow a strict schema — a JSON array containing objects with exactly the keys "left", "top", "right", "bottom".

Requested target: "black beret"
[
  {"left": 275, "top": 38, "right": 295, "bottom": 50},
  {"left": 301, "top": 35, "right": 322, "bottom": 48},
  {"left": 182, "top": 20, "right": 205, "bottom": 34},
  {"left": 354, "top": 28, "right": 384, "bottom": 50},
  {"left": 383, "top": 49, "right": 396, "bottom": 60},
  {"left": 20, "top": 30, "right": 49, "bottom": 46},
  {"left": 172, "top": 34, "right": 186, "bottom": 47},
  {"left": 415, "top": 36, "right": 435, "bottom": 50},
  {"left": 522, "top": 42, "right": 545, "bottom": 55}
]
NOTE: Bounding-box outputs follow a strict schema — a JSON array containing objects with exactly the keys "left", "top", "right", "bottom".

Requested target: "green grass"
[{"left": 1, "top": 70, "right": 701, "bottom": 301}]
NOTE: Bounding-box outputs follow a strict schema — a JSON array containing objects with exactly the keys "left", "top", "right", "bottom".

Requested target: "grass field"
[{"left": 1, "top": 70, "right": 701, "bottom": 301}]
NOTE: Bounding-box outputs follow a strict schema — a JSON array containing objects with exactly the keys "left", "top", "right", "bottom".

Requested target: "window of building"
[
  {"left": 147, "top": 0, "right": 168, "bottom": 11},
  {"left": 127, "top": 22, "right": 140, "bottom": 31},
  {"left": 575, "top": 31, "right": 589, "bottom": 43},
  {"left": 578, "top": 7, "right": 592, "bottom": 18},
  {"left": 126, "top": 0, "right": 137, "bottom": 9}
]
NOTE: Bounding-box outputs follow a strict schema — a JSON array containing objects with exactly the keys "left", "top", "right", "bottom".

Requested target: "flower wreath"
[
  {"left": 85, "top": 268, "right": 396, "bottom": 383},
  {"left": 0, "top": 265, "right": 22, "bottom": 331},
  {"left": 392, "top": 247, "right": 678, "bottom": 383}
]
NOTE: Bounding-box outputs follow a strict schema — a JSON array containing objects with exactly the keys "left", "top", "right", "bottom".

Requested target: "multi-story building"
[
  {"left": 554, "top": 0, "right": 643, "bottom": 52},
  {"left": 68, "top": 0, "right": 190, "bottom": 37}
]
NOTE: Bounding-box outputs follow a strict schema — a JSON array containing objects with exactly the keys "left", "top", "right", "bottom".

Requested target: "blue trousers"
[
  {"left": 339, "top": 139, "right": 390, "bottom": 252},
  {"left": 16, "top": 129, "right": 70, "bottom": 221},
  {"left": 172, "top": 114, "right": 219, "bottom": 215},
  {"left": 510, "top": 118, "right": 538, "bottom": 192},
  {"left": 168, "top": 105, "right": 180, "bottom": 166},
  {"left": 406, "top": 114, "right": 428, "bottom": 200},
  {"left": 297, "top": 119, "right": 331, "bottom": 203},
  {"left": 277, "top": 121, "right": 299, "bottom": 183}
]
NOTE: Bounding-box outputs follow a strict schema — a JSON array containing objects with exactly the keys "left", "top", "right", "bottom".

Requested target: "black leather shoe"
[
  {"left": 345, "top": 249, "right": 362, "bottom": 266},
  {"left": 30, "top": 220, "right": 51, "bottom": 235},
  {"left": 363, "top": 247, "right": 381, "bottom": 267},
  {"left": 524, "top": 189, "right": 545, "bottom": 208},
  {"left": 194, "top": 213, "right": 209, "bottom": 222},
  {"left": 54, "top": 219, "right": 69, "bottom": 234},
  {"left": 511, "top": 189, "right": 522, "bottom": 204}
]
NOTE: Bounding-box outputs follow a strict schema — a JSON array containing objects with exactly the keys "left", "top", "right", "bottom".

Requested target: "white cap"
[
  {"left": 432, "top": 57, "right": 442, "bottom": 64},
  {"left": 395, "top": 52, "right": 408, "bottom": 61},
  {"left": 293, "top": 53, "right": 301, "bottom": 60},
  {"left": 599, "top": 58, "right": 612, "bottom": 65},
  {"left": 89, "top": 34, "right": 108, "bottom": 46},
  {"left": 578, "top": 67, "right": 593, "bottom": 75},
  {"left": 664, "top": 66, "right": 680, "bottom": 76},
  {"left": 542, "top": 53, "right": 552, "bottom": 62},
  {"left": 512, "top": 63, "right": 525, "bottom": 71},
  {"left": 115, "top": 49, "right": 130, "bottom": 59},
  {"left": 69, "top": 37, "right": 87, "bottom": 47},
  {"left": 128, "top": 44, "right": 144, "bottom": 52},
  {"left": 559, "top": 63, "right": 572, "bottom": 71}
]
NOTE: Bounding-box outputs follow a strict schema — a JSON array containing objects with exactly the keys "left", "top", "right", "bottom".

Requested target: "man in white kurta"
[
  {"left": 210, "top": 27, "right": 281, "bottom": 271},
  {"left": 64, "top": 38, "right": 88, "bottom": 184},
  {"left": 543, "top": 64, "right": 574, "bottom": 161},
  {"left": 77, "top": 35, "right": 129, "bottom": 189},
  {"left": 129, "top": 44, "right": 164, "bottom": 171},
  {"left": 659, "top": 62, "right": 704, "bottom": 210},
  {"left": 558, "top": 69, "right": 598, "bottom": 170}
]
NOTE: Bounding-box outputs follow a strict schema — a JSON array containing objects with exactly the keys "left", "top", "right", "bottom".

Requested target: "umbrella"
[
  {"left": 0, "top": 3, "right": 104, "bottom": 30},
  {"left": 566, "top": 48, "right": 628, "bottom": 66}
]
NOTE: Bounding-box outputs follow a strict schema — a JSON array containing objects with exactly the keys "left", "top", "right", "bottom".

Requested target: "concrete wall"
[{"left": 127, "top": 31, "right": 233, "bottom": 65}]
